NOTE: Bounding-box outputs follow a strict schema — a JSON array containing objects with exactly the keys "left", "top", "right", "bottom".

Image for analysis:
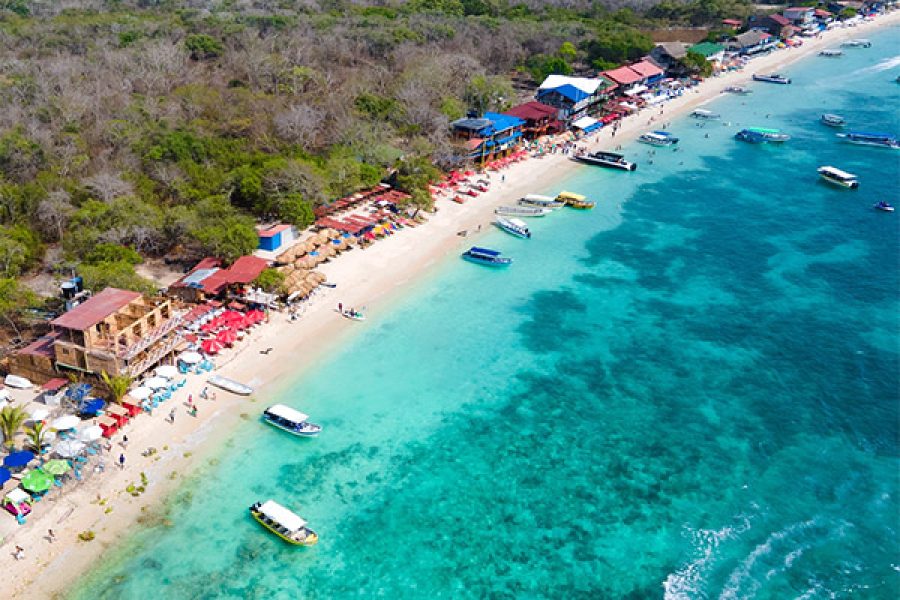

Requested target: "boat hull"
[
  {"left": 207, "top": 375, "right": 253, "bottom": 396},
  {"left": 572, "top": 156, "right": 636, "bottom": 171},
  {"left": 819, "top": 174, "right": 858, "bottom": 189},
  {"left": 495, "top": 221, "right": 531, "bottom": 239},
  {"left": 263, "top": 416, "right": 321, "bottom": 437},
  {"left": 250, "top": 509, "right": 318, "bottom": 546}
]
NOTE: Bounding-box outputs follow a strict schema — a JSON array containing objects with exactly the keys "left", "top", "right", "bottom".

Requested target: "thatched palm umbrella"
[{"left": 309, "top": 271, "right": 327, "bottom": 284}]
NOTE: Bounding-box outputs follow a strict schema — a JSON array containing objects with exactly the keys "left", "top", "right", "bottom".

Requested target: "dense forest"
[{"left": 0, "top": 0, "right": 752, "bottom": 329}]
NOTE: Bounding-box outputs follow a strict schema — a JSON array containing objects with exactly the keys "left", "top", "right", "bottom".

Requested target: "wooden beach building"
[
  {"left": 535, "top": 75, "right": 616, "bottom": 123},
  {"left": 502, "top": 101, "right": 560, "bottom": 140},
  {"left": 450, "top": 112, "right": 525, "bottom": 164}
]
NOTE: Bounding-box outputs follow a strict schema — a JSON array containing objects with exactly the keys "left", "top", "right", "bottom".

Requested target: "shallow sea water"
[{"left": 71, "top": 28, "right": 899, "bottom": 600}]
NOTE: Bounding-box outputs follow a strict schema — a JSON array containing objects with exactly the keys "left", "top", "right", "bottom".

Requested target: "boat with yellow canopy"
[{"left": 556, "top": 191, "right": 595, "bottom": 209}]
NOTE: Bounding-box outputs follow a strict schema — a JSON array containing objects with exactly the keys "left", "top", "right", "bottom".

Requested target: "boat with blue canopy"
[
  {"left": 836, "top": 131, "right": 899, "bottom": 149},
  {"left": 462, "top": 247, "right": 512, "bottom": 267},
  {"left": 735, "top": 127, "right": 790, "bottom": 143}
]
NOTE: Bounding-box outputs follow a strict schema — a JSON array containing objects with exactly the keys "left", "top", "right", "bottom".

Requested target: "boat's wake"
[{"left": 860, "top": 54, "right": 900, "bottom": 72}]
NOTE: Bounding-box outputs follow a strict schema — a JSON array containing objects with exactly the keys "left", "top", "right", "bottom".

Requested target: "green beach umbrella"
[
  {"left": 21, "top": 469, "right": 53, "bottom": 493},
  {"left": 41, "top": 459, "right": 71, "bottom": 476}
]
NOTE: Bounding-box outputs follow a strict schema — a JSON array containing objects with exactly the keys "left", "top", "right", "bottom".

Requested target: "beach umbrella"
[
  {"left": 216, "top": 328, "right": 237, "bottom": 346},
  {"left": 155, "top": 365, "right": 178, "bottom": 379},
  {"left": 129, "top": 386, "right": 153, "bottom": 401},
  {"left": 222, "top": 310, "right": 244, "bottom": 324},
  {"left": 144, "top": 377, "right": 169, "bottom": 390},
  {"left": 200, "top": 322, "right": 218, "bottom": 333},
  {"left": 179, "top": 351, "right": 202, "bottom": 365},
  {"left": 51, "top": 415, "right": 80, "bottom": 431},
  {"left": 21, "top": 469, "right": 53, "bottom": 493},
  {"left": 201, "top": 339, "right": 223, "bottom": 355},
  {"left": 209, "top": 316, "right": 227, "bottom": 328},
  {"left": 3, "top": 450, "right": 34, "bottom": 468},
  {"left": 28, "top": 407, "right": 49, "bottom": 422},
  {"left": 54, "top": 440, "right": 85, "bottom": 458},
  {"left": 41, "top": 459, "right": 71, "bottom": 476},
  {"left": 0, "top": 467, "right": 10, "bottom": 485},
  {"left": 80, "top": 426, "right": 103, "bottom": 442}
]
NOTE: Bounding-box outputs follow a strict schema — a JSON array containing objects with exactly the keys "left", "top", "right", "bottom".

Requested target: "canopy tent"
[
  {"left": 80, "top": 426, "right": 104, "bottom": 442},
  {"left": 79, "top": 398, "right": 105, "bottom": 416},
  {"left": 3, "top": 450, "right": 35, "bottom": 468},
  {"left": 624, "top": 84, "right": 648, "bottom": 96},
  {"left": 0, "top": 467, "right": 10, "bottom": 485},
  {"left": 571, "top": 116, "right": 601, "bottom": 133},
  {"left": 21, "top": 469, "right": 53, "bottom": 493},
  {"left": 179, "top": 351, "right": 203, "bottom": 364},
  {"left": 155, "top": 365, "right": 179, "bottom": 379},
  {"left": 144, "top": 377, "right": 169, "bottom": 390},
  {"left": 265, "top": 404, "right": 310, "bottom": 423},
  {"left": 41, "top": 459, "right": 71, "bottom": 475},
  {"left": 51, "top": 415, "right": 80, "bottom": 431},
  {"left": 4, "top": 488, "right": 28, "bottom": 504},
  {"left": 54, "top": 439, "right": 85, "bottom": 458},
  {"left": 129, "top": 387, "right": 153, "bottom": 400}
]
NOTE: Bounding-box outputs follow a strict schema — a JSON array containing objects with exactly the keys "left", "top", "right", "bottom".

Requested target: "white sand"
[{"left": 1, "top": 12, "right": 897, "bottom": 599}]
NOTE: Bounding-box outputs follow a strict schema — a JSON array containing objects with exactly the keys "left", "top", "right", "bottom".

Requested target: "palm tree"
[
  {"left": 0, "top": 404, "right": 29, "bottom": 450},
  {"left": 24, "top": 421, "right": 48, "bottom": 454},
  {"left": 101, "top": 371, "right": 132, "bottom": 405}
]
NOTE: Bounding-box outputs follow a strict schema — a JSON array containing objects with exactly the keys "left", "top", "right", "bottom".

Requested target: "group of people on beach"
[{"left": 337, "top": 302, "right": 362, "bottom": 319}]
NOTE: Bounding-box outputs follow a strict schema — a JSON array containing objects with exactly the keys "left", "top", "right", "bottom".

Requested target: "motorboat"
[
  {"left": 638, "top": 131, "right": 679, "bottom": 146},
  {"left": 263, "top": 404, "right": 321, "bottom": 437},
  {"left": 723, "top": 86, "right": 752, "bottom": 95},
  {"left": 249, "top": 500, "right": 318, "bottom": 546},
  {"left": 874, "top": 201, "right": 894, "bottom": 212},
  {"left": 820, "top": 114, "right": 846, "bottom": 127},
  {"left": 495, "top": 205, "right": 551, "bottom": 218},
  {"left": 690, "top": 109, "right": 720, "bottom": 120},
  {"left": 495, "top": 216, "right": 531, "bottom": 238},
  {"left": 518, "top": 194, "right": 565, "bottom": 209},
  {"left": 461, "top": 246, "right": 512, "bottom": 267},
  {"left": 818, "top": 49, "right": 843, "bottom": 57},
  {"left": 836, "top": 131, "right": 899, "bottom": 149},
  {"left": 207, "top": 375, "right": 253, "bottom": 396},
  {"left": 752, "top": 73, "right": 792, "bottom": 84},
  {"left": 817, "top": 166, "right": 859, "bottom": 189},
  {"left": 341, "top": 309, "right": 365, "bottom": 321},
  {"left": 572, "top": 150, "right": 636, "bottom": 171},
  {"left": 842, "top": 39, "right": 871, "bottom": 48},
  {"left": 735, "top": 128, "right": 790, "bottom": 143},
  {"left": 556, "top": 191, "right": 595, "bottom": 209},
  {"left": 3, "top": 375, "right": 32, "bottom": 389}
]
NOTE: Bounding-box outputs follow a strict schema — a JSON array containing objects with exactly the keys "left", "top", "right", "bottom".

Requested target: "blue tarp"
[
  {"left": 3, "top": 451, "right": 35, "bottom": 468},
  {"left": 79, "top": 398, "right": 106, "bottom": 416},
  {"left": 485, "top": 131, "right": 523, "bottom": 148},
  {"left": 482, "top": 112, "right": 525, "bottom": 135},
  {"left": 582, "top": 122, "right": 603, "bottom": 133},
  {"left": 0, "top": 467, "right": 10, "bottom": 484},
  {"left": 543, "top": 84, "right": 590, "bottom": 103},
  {"left": 66, "top": 383, "right": 92, "bottom": 403}
]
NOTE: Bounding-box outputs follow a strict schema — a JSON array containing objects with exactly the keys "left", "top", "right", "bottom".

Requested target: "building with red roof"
[
  {"left": 602, "top": 66, "right": 644, "bottom": 86},
  {"left": 256, "top": 223, "right": 297, "bottom": 253},
  {"left": 502, "top": 101, "right": 560, "bottom": 139},
  {"left": 169, "top": 255, "right": 269, "bottom": 303}
]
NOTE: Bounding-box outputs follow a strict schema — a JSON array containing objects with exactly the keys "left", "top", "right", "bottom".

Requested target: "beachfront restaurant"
[
  {"left": 728, "top": 30, "right": 778, "bottom": 55},
  {"left": 502, "top": 101, "right": 561, "bottom": 140},
  {"left": 535, "top": 74, "right": 616, "bottom": 122},
  {"left": 167, "top": 256, "right": 269, "bottom": 305},
  {"left": 450, "top": 112, "right": 525, "bottom": 164}
]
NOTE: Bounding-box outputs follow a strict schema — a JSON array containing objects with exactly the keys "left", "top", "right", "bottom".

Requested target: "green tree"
[
  {"left": 83, "top": 243, "right": 142, "bottom": 265},
  {"left": 464, "top": 75, "right": 513, "bottom": 114},
  {"left": 24, "top": 421, "right": 48, "bottom": 454},
  {"left": 276, "top": 194, "right": 315, "bottom": 228},
  {"left": 527, "top": 54, "right": 573, "bottom": 83},
  {"left": 101, "top": 371, "right": 133, "bottom": 405},
  {"left": 0, "top": 277, "right": 36, "bottom": 339},
  {"left": 0, "top": 404, "right": 28, "bottom": 450},
  {"left": 185, "top": 34, "right": 224, "bottom": 60},
  {"left": 253, "top": 268, "right": 285, "bottom": 293},
  {"left": 78, "top": 261, "right": 156, "bottom": 294},
  {"left": 585, "top": 24, "right": 653, "bottom": 68},
  {"left": 192, "top": 217, "right": 258, "bottom": 263},
  {"left": 681, "top": 51, "right": 713, "bottom": 77}
]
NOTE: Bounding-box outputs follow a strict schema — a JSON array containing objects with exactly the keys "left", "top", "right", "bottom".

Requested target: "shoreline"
[{"left": 4, "top": 12, "right": 899, "bottom": 599}]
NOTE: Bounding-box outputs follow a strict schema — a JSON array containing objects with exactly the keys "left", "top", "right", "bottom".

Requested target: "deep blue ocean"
[{"left": 71, "top": 29, "right": 899, "bottom": 599}]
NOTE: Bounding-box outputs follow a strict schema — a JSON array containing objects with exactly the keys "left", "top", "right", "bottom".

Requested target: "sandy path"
[{"left": 1, "top": 12, "right": 897, "bottom": 599}]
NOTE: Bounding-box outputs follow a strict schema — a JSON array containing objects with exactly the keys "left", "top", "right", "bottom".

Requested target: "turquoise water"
[{"left": 72, "top": 31, "right": 899, "bottom": 599}]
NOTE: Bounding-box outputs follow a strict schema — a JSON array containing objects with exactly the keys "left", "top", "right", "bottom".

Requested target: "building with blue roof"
[
  {"left": 451, "top": 112, "right": 526, "bottom": 163},
  {"left": 536, "top": 75, "right": 617, "bottom": 122}
]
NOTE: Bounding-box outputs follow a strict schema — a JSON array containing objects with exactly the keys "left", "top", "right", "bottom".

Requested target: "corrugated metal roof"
[
  {"left": 181, "top": 267, "right": 220, "bottom": 286},
  {"left": 51, "top": 288, "right": 142, "bottom": 331},
  {"left": 227, "top": 256, "right": 269, "bottom": 283},
  {"left": 257, "top": 224, "right": 291, "bottom": 238},
  {"left": 603, "top": 66, "right": 643, "bottom": 85},
  {"left": 18, "top": 331, "right": 61, "bottom": 357}
]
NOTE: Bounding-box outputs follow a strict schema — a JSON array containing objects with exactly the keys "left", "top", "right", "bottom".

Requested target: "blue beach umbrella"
[
  {"left": 3, "top": 450, "right": 35, "bottom": 468},
  {"left": 0, "top": 467, "right": 11, "bottom": 485}
]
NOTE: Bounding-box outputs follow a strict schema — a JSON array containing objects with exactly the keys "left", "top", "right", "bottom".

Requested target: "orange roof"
[{"left": 629, "top": 60, "right": 663, "bottom": 79}]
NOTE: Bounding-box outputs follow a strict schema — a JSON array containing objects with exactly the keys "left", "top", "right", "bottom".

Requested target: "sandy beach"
[{"left": 2, "top": 11, "right": 897, "bottom": 599}]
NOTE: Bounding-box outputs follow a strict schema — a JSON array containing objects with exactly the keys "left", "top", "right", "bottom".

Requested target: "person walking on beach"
[
  {"left": 168, "top": 408, "right": 176, "bottom": 424},
  {"left": 13, "top": 546, "right": 24, "bottom": 560},
  {"left": 338, "top": 302, "right": 343, "bottom": 314},
  {"left": 47, "top": 529, "right": 55, "bottom": 543},
  {"left": 121, "top": 435, "right": 128, "bottom": 449},
  {"left": 190, "top": 405, "right": 198, "bottom": 418},
  {"left": 118, "top": 454, "right": 126, "bottom": 470}
]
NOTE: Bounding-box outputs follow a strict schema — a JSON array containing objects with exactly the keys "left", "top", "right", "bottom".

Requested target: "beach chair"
[{"left": 177, "top": 378, "right": 186, "bottom": 388}]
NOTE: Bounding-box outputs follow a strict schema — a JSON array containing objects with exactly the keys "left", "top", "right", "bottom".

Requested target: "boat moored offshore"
[
  {"left": 874, "top": 201, "right": 894, "bottom": 212},
  {"left": 249, "top": 500, "right": 318, "bottom": 546},
  {"left": 836, "top": 131, "right": 900, "bottom": 149},
  {"left": 723, "top": 86, "right": 752, "bottom": 95},
  {"left": 263, "top": 404, "right": 322, "bottom": 437},
  {"left": 572, "top": 150, "right": 636, "bottom": 171},
  {"left": 820, "top": 114, "right": 846, "bottom": 127},
  {"left": 735, "top": 127, "right": 791, "bottom": 144},
  {"left": 462, "top": 246, "right": 512, "bottom": 267},
  {"left": 818, "top": 49, "right": 843, "bottom": 57},
  {"left": 752, "top": 73, "right": 791, "bottom": 84},
  {"left": 690, "top": 109, "right": 720, "bottom": 120},
  {"left": 817, "top": 166, "right": 859, "bottom": 189},
  {"left": 842, "top": 39, "right": 871, "bottom": 48},
  {"left": 495, "top": 216, "right": 531, "bottom": 238},
  {"left": 638, "top": 131, "right": 679, "bottom": 146},
  {"left": 518, "top": 194, "right": 565, "bottom": 209},
  {"left": 495, "top": 205, "right": 552, "bottom": 218},
  {"left": 556, "top": 191, "right": 595, "bottom": 209}
]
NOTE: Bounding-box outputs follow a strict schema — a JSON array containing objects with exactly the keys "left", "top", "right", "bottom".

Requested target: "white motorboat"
[
  {"left": 842, "top": 39, "right": 871, "bottom": 48},
  {"left": 263, "top": 404, "right": 321, "bottom": 437},
  {"left": 495, "top": 205, "right": 551, "bottom": 217},
  {"left": 518, "top": 194, "right": 565, "bottom": 209},
  {"left": 249, "top": 500, "right": 318, "bottom": 546},
  {"left": 723, "top": 86, "right": 751, "bottom": 95},
  {"left": 836, "top": 131, "right": 899, "bottom": 149},
  {"left": 638, "top": 131, "right": 679, "bottom": 146},
  {"left": 3, "top": 374, "right": 32, "bottom": 389},
  {"left": 207, "top": 374, "right": 253, "bottom": 395},
  {"left": 691, "top": 109, "right": 720, "bottom": 120},
  {"left": 495, "top": 216, "right": 531, "bottom": 239},
  {"left": 818, "top": 49, "right": 843, "bottom": 57},
  {"left": 572, "top": 151, "right": 636, "bottom": 171},
  {"left": 817, "top": 166, "right": 859, "bottom": 189},
  {"left": 820, "top": 114, "right": 846, "bottom": 128}
]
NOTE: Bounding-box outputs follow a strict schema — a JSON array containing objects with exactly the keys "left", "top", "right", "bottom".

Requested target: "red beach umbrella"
[
  {"left": 216, "top": 328, "right": 237, "bottom": 346},
  {"left": 247, "top": 309, "right": 266, "bottom": 323},
  {"left": 201, "top": 339, "right": 223, "bottom": 354},
  {"left": 200, "top": 322, "right": 217, "bottom": 333},
  {"left": 210, "top": 316, "right": 227, "bottom": 328},
  {"left": 222, "top": 311, "right": 244, "bottom": 324}
]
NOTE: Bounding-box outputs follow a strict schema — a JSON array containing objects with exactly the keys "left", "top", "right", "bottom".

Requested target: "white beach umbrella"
[
  {"left": 179, "top": 351, "right": 203, "bottom": 364},
  {"left": 28, "top": 407, "right": 50, "bottom": 422},
  {"left": 129, "top": 386, "right": 153, "bottom": 400},
  {"left": 80, "top": 425, "right": 104, "bottom": 442},
  {"left": 155, "top": 365, "right": 178, "bottom": 379},
  {"left": 51, "top": 415, "right": 80, "bottom": 430},
  {"left": 144, "top": 377, "right": 169, "bottom": 390},
  {"left": 54, "top": 439, "right": 86, "bottom": 458}
]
